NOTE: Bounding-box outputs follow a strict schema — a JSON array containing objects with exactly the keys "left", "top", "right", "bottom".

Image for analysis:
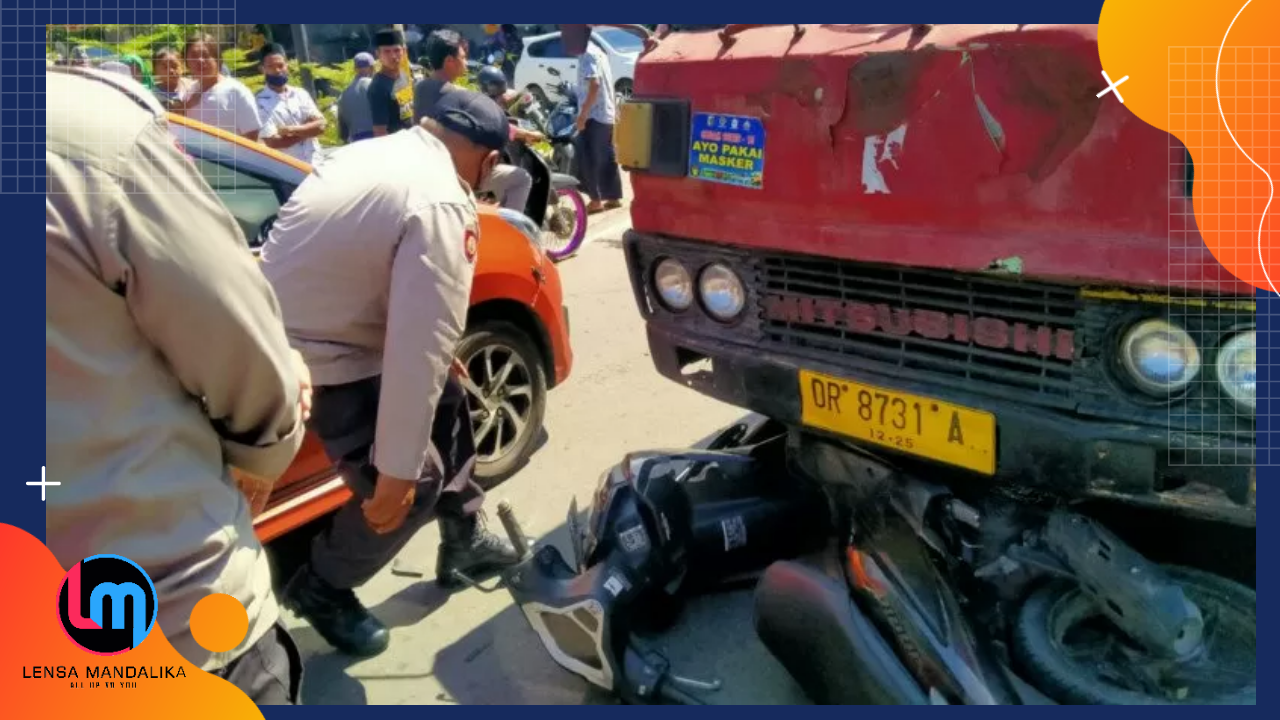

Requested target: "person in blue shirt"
[
  {"left": 563, "top": 25, "right": 624, "bottom": 214},
  {"left": 338, "top": 52, "right": 377, "bottom": 143}
]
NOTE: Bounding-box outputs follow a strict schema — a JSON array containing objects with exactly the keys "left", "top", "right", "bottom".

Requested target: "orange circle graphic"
[{"left": 190, "top": 594, "right": 249, "bottom": 654}]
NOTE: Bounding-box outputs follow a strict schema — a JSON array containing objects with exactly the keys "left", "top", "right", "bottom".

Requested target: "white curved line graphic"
[{"left": 1215, "top": 0, "right": 1276, "bottom": 294}]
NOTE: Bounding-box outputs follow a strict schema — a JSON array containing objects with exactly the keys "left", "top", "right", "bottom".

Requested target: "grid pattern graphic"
[
  {"left": 1167, "top": 46, "right": 1271, "bottom": 466},
  {"left": 4, "top": 0, "right": 237, "bottom": 195}
]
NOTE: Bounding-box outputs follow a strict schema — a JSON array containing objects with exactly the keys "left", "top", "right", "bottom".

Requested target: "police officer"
[
  {"left": 46, "top": 67, "right": 309, "bottom": 704},
  {"left": 260, "top": 88, "right": 522, "bottom": 658}
]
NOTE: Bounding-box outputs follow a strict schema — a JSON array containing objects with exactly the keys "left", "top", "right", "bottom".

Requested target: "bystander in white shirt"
[
  {"left": 186, "top": 76, "right": 261, "bottom": 138},
  {"left": 256, "top": 83, "right": 325, "bottom": 164}
]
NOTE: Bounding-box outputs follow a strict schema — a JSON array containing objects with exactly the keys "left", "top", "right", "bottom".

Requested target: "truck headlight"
[
  {"left": 1216, "top": 330, "right": 1256, "bottom": 413},
  {"left": 1120, "top": 319, "right": 1201, "bottom": 396},
  {"left": 698, "top": 263, "right": 746, "bottom": 322},
  {"left": 653, "top": 258, "right": 693, "bottom": 312}
]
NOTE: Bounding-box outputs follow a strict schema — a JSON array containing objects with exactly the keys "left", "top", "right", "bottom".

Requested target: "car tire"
[
  {"left": 456, "top": 321, "right": 548, "bottom": 487},
  {"left": 526, "top": 84, "right": 549, "bottom": 106}
]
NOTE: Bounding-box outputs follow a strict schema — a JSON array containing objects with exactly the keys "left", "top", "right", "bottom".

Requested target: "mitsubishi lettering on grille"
[{"left": 762, "top": 294, "right": 1075, "bottom": 362}]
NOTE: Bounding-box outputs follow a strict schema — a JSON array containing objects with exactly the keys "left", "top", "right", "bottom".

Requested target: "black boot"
[
  {"left": 282, "top": 564, "right": 390, "bottom": 658},
  {"left": 436, "top": 513, "right": 521, "bottom": 589}
]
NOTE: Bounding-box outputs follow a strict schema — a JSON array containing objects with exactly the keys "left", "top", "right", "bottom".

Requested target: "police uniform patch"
[{"left": 464, "top": 226, "right": 479, "bottom": 264}]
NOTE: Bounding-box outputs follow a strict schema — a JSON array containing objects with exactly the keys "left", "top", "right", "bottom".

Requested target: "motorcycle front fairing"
[
  {"left": 506, "top": 544, "right": 642, "bottom": 691},
  {"left": 504, "top": 444, "right": 820, "bottom": 702},
  {"left": 504, "top": 453, "right": 701, "bottom": 693},
  {"left": 502, "top": 140, "right": 551, "bottom": 226}
]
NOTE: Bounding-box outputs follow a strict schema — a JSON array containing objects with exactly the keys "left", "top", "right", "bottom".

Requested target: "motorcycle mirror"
[{"left": 547, "top": 67, "right": 561, "bottom": 77}]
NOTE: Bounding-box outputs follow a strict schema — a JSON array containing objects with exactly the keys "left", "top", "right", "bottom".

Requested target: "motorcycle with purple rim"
[{"left": 480, "top": 69, "right": 589, "bottom": 263}]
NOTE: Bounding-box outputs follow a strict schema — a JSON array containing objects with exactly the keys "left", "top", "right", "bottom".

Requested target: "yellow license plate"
[{"left": 799, "top": 370, "right": 997, "bottom": 475}]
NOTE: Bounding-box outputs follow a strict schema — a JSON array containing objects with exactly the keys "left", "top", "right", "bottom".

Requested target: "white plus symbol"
[
  {"left": 28, "top": 466, "right": 60, "bottom": 501},
  {"left": 1096, "top": 70, "right": 1131, "bottom": 104}
]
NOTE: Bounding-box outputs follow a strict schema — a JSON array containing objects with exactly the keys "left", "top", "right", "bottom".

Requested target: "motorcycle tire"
[
  {"left": 1013, "top": 565, "right": 1256, "bottom": 705},
  {"left": 542, "top": 188, "right": 588, "bottom": 262}
]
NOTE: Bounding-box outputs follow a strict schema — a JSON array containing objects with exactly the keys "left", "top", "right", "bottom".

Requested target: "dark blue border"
[{"left": 20, "top": 0, "right": 1267, "bottom": 712}]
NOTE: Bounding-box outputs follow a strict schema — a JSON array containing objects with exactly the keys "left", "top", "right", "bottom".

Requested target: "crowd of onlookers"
[
  {"left": 51, "top": 24, "right": 627, "bottom": 214},
  {"left": 53, "top": 35, "right": 327, "bottom": 164}
]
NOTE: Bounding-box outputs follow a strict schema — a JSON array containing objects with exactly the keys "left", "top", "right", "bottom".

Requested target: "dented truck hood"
[{"left": 630, "top": 24, "right": 1250, "bottom": 296}]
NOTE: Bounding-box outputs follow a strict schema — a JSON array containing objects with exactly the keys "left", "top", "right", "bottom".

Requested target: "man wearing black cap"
[
  {"left": 368, "top": 27, "right": 413, "bottom": 136},
  {"left": 260, "top": 88, "right": 522, "bottom": 658}
]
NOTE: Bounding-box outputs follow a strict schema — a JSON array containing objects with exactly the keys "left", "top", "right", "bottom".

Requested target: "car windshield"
[{"left": 596, "top": 28, "right": 645, "bottom": 54}]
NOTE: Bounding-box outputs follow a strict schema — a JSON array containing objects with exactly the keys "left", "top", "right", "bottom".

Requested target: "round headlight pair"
[
  {"left": 1216, "top": 330, "right": 1256, "bottom": 412},
  {"left": 1119, "top": 320, "right": 1255, "bottom": 413},
  {"left": 653, "top": 258, "right": 746, "bottom": 322}
]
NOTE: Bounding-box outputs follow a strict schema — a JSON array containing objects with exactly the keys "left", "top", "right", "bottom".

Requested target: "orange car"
[{"left": 167, "top": 114, "right": 573, "bottom": 543}]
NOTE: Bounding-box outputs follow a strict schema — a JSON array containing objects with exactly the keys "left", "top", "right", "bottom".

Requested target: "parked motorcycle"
[
  {"left": 495, "top": 117, "right": 587, "bottom": 263},
  {"left": 492, "top": 422, "right": 1256, "bottom": 705},
  {"left": 478, "top": 68, "right": 588, "bottom": 262},
  {"left": 542, "top": 70, "right": 581, "bottom": 181}
]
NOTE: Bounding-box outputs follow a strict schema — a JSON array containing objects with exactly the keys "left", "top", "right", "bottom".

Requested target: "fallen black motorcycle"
[{"left": 486, "top": 419, "right": 1256, "bottom": 705}]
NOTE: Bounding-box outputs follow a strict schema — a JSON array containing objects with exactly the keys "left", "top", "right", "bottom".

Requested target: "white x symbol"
[{"left": 1097, "top": 70, "right": 1131, "bottom": 104}]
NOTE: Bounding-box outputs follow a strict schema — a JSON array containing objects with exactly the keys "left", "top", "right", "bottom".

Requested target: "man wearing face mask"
[
  {"left": 259, "top": 88, "right": 522, "bottom": 658},
  {"left": 256, "top": 44, "right": 326, "bottom": 165}
]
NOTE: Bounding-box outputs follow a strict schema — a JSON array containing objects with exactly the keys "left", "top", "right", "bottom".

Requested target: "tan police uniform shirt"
[
  {"left": 45, "top": 68, "right": 305, "bottom": 670},
  {"left": 260, "top": 126, "right": 480, "bottom": 482}
]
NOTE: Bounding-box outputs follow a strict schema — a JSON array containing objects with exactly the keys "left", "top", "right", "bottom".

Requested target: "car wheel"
[
  {"left": 456, "top": 321, "right": 548, "bottom": 486},
  {"left": 526, "top": 84, "right": 549, "bottom": 106}
]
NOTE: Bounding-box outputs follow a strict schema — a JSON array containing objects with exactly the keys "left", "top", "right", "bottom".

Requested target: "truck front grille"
[{"left": 756, "top": 254, "right": 1083, "bottom": 409}]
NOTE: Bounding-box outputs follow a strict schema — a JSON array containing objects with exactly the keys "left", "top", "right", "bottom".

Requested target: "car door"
[
  {"left": 519, "top": 35, "right": 578, "bottom": 100},
  {"left": 190, "top": 156, "right": 290, "bottom": 249},
  {"left": 171, "top": 122, "right": 301, "bottom": 251}
]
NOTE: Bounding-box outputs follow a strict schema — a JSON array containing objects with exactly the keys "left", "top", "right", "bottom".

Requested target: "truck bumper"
[{"left": 645, "top": 323, "right": 1256, "bottom": 527}]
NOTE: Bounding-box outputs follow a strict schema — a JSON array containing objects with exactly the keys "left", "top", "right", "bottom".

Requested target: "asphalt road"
[{"left": 282, "top": 193, "right": 810, "bottom": 705}]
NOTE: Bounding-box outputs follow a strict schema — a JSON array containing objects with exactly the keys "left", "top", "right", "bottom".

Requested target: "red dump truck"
[
  {"left": 616, "top": 23, "right": 1255, "bottom": 524},
  {"left": 501, "top": 24, "right": 1254, "bottom": 706},
  {"left": 600, "top": 23, "right": 1255, "bottom": 704}
]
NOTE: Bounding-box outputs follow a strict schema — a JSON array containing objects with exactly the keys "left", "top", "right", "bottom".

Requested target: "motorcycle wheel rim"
[
  {"left": 541, "top": 189, "right": 588, "bottom": 260},
  {"left": 1044, "top": 578, "right": 1255, "bottom": 702}
]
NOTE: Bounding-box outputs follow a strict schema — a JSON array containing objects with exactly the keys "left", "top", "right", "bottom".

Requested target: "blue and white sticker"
[{"left": 689, "top": 112, "right": 765, "bottom": 190}]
